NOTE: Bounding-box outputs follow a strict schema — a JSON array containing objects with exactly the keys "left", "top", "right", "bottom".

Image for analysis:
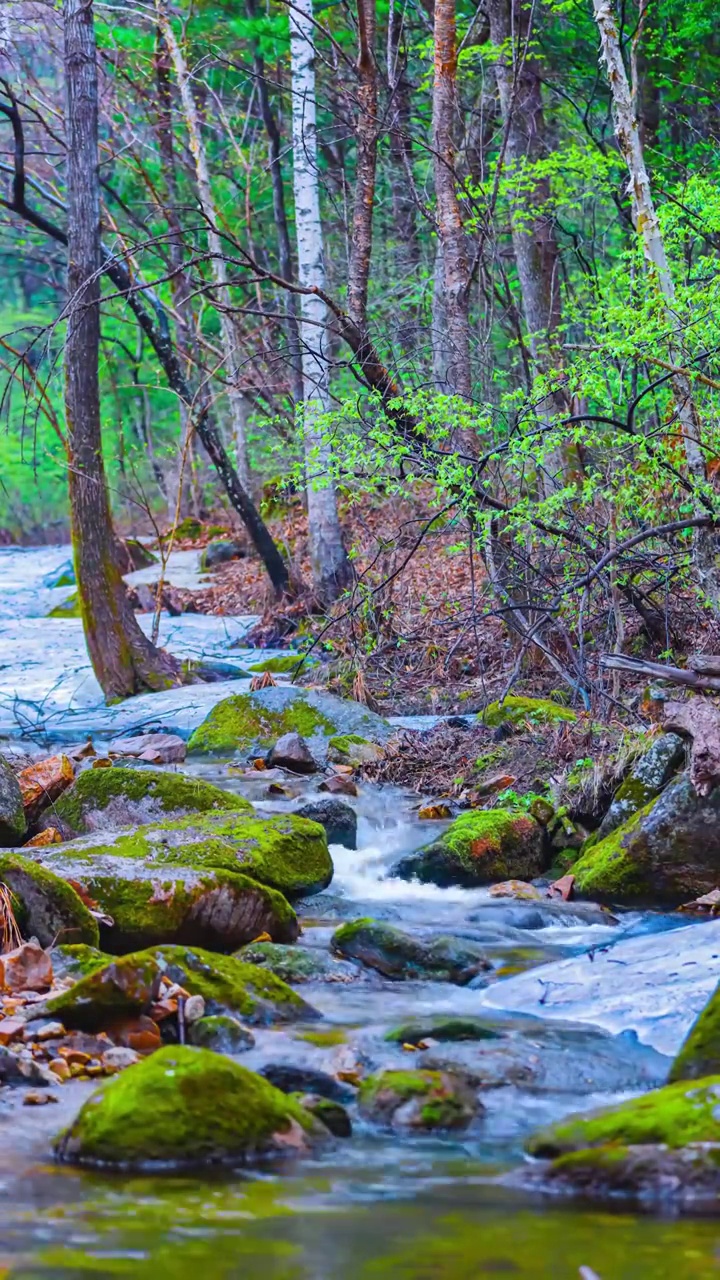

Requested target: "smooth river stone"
[{"left": 479, "top": 918, "right": 720, "bottom": 1057}]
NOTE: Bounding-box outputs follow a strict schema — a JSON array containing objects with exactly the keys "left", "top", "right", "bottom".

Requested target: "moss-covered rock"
[
  {"left": 42, "top": 952, "right": 162, "bottom": 1028},
  {"left": 0, "top": 754, "right": 26, "bottom": 846},
  {"left": 43, "top": 809, "right": 332, "bottom": 900},
  {"left": 30, "top": 847, "right": 298, "bottom": 952},
  {"left": 385, "top": 1017, "right": 503, "bottom": 1045},
  {"left": 237, "top": 942, "right": 333, "bottom": 984},
  {"left": 595, "top": 733, "right": 686, "bottom": 840},
  {"left": 522, "top": 1140, "right": 720, "bottom": 1209},
  {"left": 0, "top": 853, "right": 98, "bottom": 947},
  {"left": 53, "top": 766, "right": 250, "bottom": 834},
  {"left": 55, "top": 1044, "right": 323, "bottom": 1169},
  {"left": 358, "top": 1068, "right": 481, "bottom": 1131},
  {"left": 670, "top": 984, "right": 720, "bottom": 1082},
  {"left": 331, "top": 919, "right": 491, "bottom": 984},
  {"left": 48, "top": 592, "right": 82, "bottom": 618},
  {"left": 49, "top": 942, "right": 108, "bottom": 982},
  {"left": 393, "top": 809, "right": 545, "bottom": 888},
  {"left": 526, "top": 1076, "right": 720, "bottom": 1158},
  {"left": 327, "top": 734, "right": 385, "bottom": 766},
  {"left": 150, "top": 945, "right": 315, "bottom": 1024},
  {"left": 569, "top": 773, "right": 720, "bottom": 904},
  {"left": 479, "top": 696, "right": 576, "bottom": 729},
  {"left": 294, "top": 1093, "right": 352, "bottom": 1138},
  {"left": 186, "top": 686, "right": 389, "bottom": 756},
  {"left": 248, "top": 655, "right": 313, "bottom": 674},
  {"left": 189, "top": 1015, "right": 255, "bottom": 1053}
]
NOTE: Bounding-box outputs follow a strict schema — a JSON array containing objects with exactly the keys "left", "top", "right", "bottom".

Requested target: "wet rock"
[
  {"left": 37, "top": 809, "right": 332, "bottom": 901},
  {"left": 186, "top": 686, "right": 390, "bottom": 757},
  {"left": 570, "top": 772, "right": 720, "bottom": 904},
  {"left": 52, "top": 766, "right": 250, "bottom": 834},
  {"left": 0, "top": 1047, "right": 57, "bottom": 1086},
  {"left": 268, "top": 733, "right": 318, "bottom": 774},
  {"left": 260, "top": 1063, "right": 355, "bottom": 1102},
  {"left": 0, "top": 754, "right": 26, "bottom": 846},
  {"left": 596, "top": 733, "right": 686, "bottom": 840},
  {"left": 670, "top": 982, "right": 720, "bottom": 1082},
  {"left": 55, "top": 1044, "right": 325, "bottom": 1170},
  {"left": 200, "top": 539, "right": 245, "bottom": 571},
  {"left": 183, "top": 994, "right": 205, "bottom": 1023},
  {"left": 296, "top": 1093, "right": 352, "bottom": 1137},
  {"left": 38, "top": 953, "right": 161, "bottom": 1029},
  {"left": 519, "top": 1140, "right": 720, "bottom": 1210},
  {"left": 101, "top": 1046, "right": 140, "bottom": 1071},
  {"left": 331, "top": 919, "right": 491, "bottom": 984},
  {"left": 237, "top": 942, "right": 345, "bottom": 984},
  {"left": 393, "top": 810, "right": 545, "bottom": 888},
  {"left": 118, "top": 537, "right": 158, "bottom": 573},
  {"left": 49, "top": 943, "right": 109, "bottom": 982},
  {"left": 105, "top": 1014, "right": 162, "bottom": 1054},
  {"left": 0, "top": 1017, "right": 25, "bottom": 1044},
  {"left": 149, "top": 944, "right": 317, "bottom": 1025},
  {"left": 327, "top": 735, "right": 385, "bottom": 767},
  {"left": 358, "top": 1068, "right": 482, "bottom": 1131},
  {"left": 189, "top": 1015, "right": 255, "bottom": 1053},
  {"left": 294, "top": 799, "right": 357, "bottom": 850},
  {"left": 479, "top": 696, "right": 576, "bottom": 729},
  {"left": 0, "top": 940, "right": 52, "bottom": 993},
  {"left": 18, "top": 754, "right": 74, "bottom": 823},
  {"left": 43, "top": 559, "right": 75, "bottom": 589},
  {"left": 107, "top": 733, "right": 187, "bottom": 765},
  {"left": 488, "top": 880, "right": 544, "bottom": 901},
  {"left": 0, "top": 853, "right": 99, "bottom": 948},
  {"left": 385, "top": 1017, "right": 503, "bottom": 1046},
  {"left": 319, "top": 775, "right": 358, "bottom": 797}
]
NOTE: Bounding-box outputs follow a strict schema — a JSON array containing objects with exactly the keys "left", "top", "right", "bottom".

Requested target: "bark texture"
[
  {"left": 347, "top": 0, "right": 378, "bottom": 331},
  {"left": 289, "top": 0, "right": 352, "bottom": 602},
  {"left": 63, "top": 0, "right": 180, "bottom": 697}
]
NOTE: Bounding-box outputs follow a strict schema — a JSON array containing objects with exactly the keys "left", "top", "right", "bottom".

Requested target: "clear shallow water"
[{"left": 0, "top": 549, "right": 719, "bottom": 1273}]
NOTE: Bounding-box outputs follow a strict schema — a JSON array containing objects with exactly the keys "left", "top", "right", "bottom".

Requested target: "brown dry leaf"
[
  {"left": 24, "top": 828, "right": 63, "bottom": 847},
  {"left": 418, "top": 803, "right": 452, "bottom": 820},
  {"left": 251, "top": 931, "right": 272, "bottom": 943},
  {"left": 250, "top": 671, "right": 277, "bottom": 691},
  {"left": 0, "top": 941, "right": 52, "bottom": 992},
  {"left": 23, "top": 1090, "right": 58, "bottom": 1106},
  {"left": 547, "top": 874, "right": 576, "bottom": 902},
  {"left": 18, "top": 754, "right": 75, "bottom": 822}
]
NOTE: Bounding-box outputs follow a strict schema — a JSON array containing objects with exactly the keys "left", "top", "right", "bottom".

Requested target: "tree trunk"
[
  {"left": 157, "top": 7, "right": 252, "bottom": 491},
  {"left": 63, "top": 0, "right": 180, "bottom": 698},
  {"left": 432, "top": 0, "right": 471, "bottom": 399},
  {"left": 289, "top": 0, "right": 352, "bottom": 603},
  {"left": 347, "top": 0, "right": 377, "bottom": 331},
  {"left": 593, "top": 0, "right": 719, "bottom": 607}
]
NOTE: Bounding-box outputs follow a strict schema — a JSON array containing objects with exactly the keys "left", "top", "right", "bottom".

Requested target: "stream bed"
[{"left": 0, "top": 549, "right": 719, "bottom": 1277}]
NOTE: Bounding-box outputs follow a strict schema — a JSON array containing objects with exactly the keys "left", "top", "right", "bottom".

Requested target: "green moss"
[
  {"left": 43, "top": 952, "right": 161, "bottom": 1026},
  {"left": 328, "top": 734, "right": 369, "bottom": 753},
  {"left": 479, "top": 695, "right": 577, "bottom": 728},
  {"left": 237, "top": 941, "right": 329, "bottom": 983},
  {"left": 0, "top": 853, "right": 99, "bottom": 948},
  {"left": 172, "top": 517, "right": 203, "bottom": 540},
  {"left": 186, "top": 692, "right": 336, "bottom": 755},
  {"left": 248, "top": 655, "right": 311, "bottom": 674},
  {"left": 297, "top": 1028, "right": 348, "bottom": 1047},
  {"left": 526, "top": 1076, "right": 720, "bottom": 1157},
  {"left": 48, "top": 592, "right": 82, "bottom": 618},
  {"left": 54, "top": 767, "right": 250, "bottom": 832},
  {"left": 50, "top": 943, "right": 108, "bottom": 981},
  {"left": 385, "top": 1017, "right": 501, "bottom": 1045},
  {"left": 474, "top": 747, "right": 507, "bottom": 773},
  {"left": 188, "top": 1015, "right": 254, "bottom": 1052},
  {"left": 55, "top": 1045, "right": 318, "bottom": 1169},
  {"left": 670, "top": 985, "right": 720, "bottom": 1082},
  {"left": 403, "top": 809, "right": 544, "bottom": 886},
  {"left": 147, "top": 944, "right": 312, "bottom": 1023},
  {"left": 359, "top": 1070, "right": 439, "bottom": 1107},
  {"left": 358, "top": 1069, "right": 475, "bottom": 1131},
  {"left": 569, "top": 800, "right": 656, "bottom": 900}
]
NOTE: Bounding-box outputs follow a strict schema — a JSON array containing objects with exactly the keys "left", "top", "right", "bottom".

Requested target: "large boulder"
[
  {"left": 55, "top": 1045, "right": 324, "bottom": 1169},
  {"left": 186, "top": 687, "right": 390, "bottom": 757},
  {"left": 29, "top": 849, "right": 297, "bottom": 952},
  {"left": 0, "top": 853, "right": 98, "bottom": 947},
  {"left": 522, "top": 1076, "right": 720, "bottom": 1208},
  {"left": 294, "top": 799, "right": 357, "bottom": 850},
  {"left": 570, "top": 773, "right": 720, "bottom": 904},
  {"left": 394, "top": 809, "right": 545, "bottom": 888},
  {"left": 670, "top": 983, "right": 720, "bottom": 1082},
  {"left": 358, "top": 1068, "right": 482, "bottom": 1131},
  {"left": 35, "top": 810, "right": 332, "bottom": 900},
  {"left": 594, "top": 733, "right": 686, "bottom": 840},
  {"left": 331, "top": 919, "right": 491, "bottom": 984},
  {"left": 0, "top": 754, "right": 26, "bottom": 846},
  {"left": 42, "top": 944, "right": 314, "bottom": 1027},
  {"left": 53, "top": 766, "right": 250, "bottom": 834}
]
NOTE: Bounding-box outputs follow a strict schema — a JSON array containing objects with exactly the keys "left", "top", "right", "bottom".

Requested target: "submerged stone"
[
  {"left": 394, "top": 809, "right": 545, "bottom": 888},
  {"left": 53, "top": 766, "right": 250, "bottom": 834},
  {"left": 331, "top": 919, "right": 491, "bottom": 984},
  {"left": 186, "top": 686, "right": 390, "bottom": 756},
  {"left": 55, "top": 1044, "right": 324, "bottom": 1169},
  {"left": 385, "top": 1017, "right": 503, "bottom": 1046},
  {"left": 237, "top": 942, "right": 337, "bottom": 984},
  {"left": 358, "top": 1068, "right": 482, "bottom": 1131}
]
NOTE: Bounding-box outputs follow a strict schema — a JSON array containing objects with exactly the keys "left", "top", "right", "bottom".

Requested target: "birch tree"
[
  {"left": 593, "top": 0, "right": 720, "bottom": 607},
  {"left": 156, "top": 7, "right": 252, "bottom": 491},
  {"left": 289, "top": 0, "right": 352, "bottom": 603}
]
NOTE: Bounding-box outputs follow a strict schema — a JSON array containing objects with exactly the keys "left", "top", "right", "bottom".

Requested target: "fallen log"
[{"left": 600, "top": 653, "right": 720, "bottom": 692}]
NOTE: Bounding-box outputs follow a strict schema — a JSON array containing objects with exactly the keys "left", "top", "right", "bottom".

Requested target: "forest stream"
[{"left": 0, "top": 550, "right": 719, "bottom": 1279}]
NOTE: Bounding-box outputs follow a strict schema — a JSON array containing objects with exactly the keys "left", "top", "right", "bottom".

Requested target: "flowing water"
[{"left": 0, "top": 549, "right": 719, "bottom": 1276}]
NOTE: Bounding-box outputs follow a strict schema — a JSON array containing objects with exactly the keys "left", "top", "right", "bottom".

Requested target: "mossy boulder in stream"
[
  {"left": 237, "top": 941, "right": 334, "bottom": 984},
  {"left": 570, "top": 773, "right": 720, "bottom": 904},
  {"left": 0, "top": 853, "right": 99, "bottom": 947},
  {"left": 55, "top": 1045, "right": 324, "bottom": 1170},
  {"left": 331, "top": 919, "right": 491, "bottom": 984},
  {"left": 41, "top": 952, "right": 162, "bottom": 1028},
  {"left": 670, "top": 984, "right": 720, "bottom": 1082},
  {"left": 359, "top": 1068, "right": 482, "bottom": 1131},
  {"left": 394, "top": 809, "right": 545, "bottom": 888},
  {"left": 189, "top": 1015, "right": 255, "bottom": 1053},
  {"left": 479, "top": 695, "right": 576, "bottom": 729},
  {"left": 0, "top": 754, "right": 26, "bottom": 846},
  {"left": 523, "top": 1076, "right": 720, "bottom": 1207},
  {"left": 41, "top": 810, "right": 332, "bottom": 900},
  {"left": 53, "top": 766, "right": 250, "bottom": 834},
  {"left": 50, "top": 942, "right": 109, "bottom": 981},
  {"left": 186, "top": 686, "right": 390, "bottom": 756},
  {"left": 594, "top": 733, "right": 686, "bottom": 840}
]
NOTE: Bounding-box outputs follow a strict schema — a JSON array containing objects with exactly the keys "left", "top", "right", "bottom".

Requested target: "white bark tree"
[
  {"left": 593, "top": 0, "right": 719, "bottom": 606},
  {"left": 289, "top": 0, "right": 351, "bottom": 603},
  {"left": 156, "top": 8, "right": 251, "bottom": 491}
]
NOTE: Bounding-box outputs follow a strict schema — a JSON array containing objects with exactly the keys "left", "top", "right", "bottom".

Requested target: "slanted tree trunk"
[
  {"left": 432, "top": 0, "right": 471, "bottom": 399},
  {"left": 289, "top": 0, "right": 352, "bottom": 603},
  {"left": 157, "top": 7, "right": 252, "bottom": 491},
  {"left": 63, "top": 0, "right": 180, "bottom": 697},
  {"left": 593, "top": 0, "right": 719, "bottom": 607}
]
